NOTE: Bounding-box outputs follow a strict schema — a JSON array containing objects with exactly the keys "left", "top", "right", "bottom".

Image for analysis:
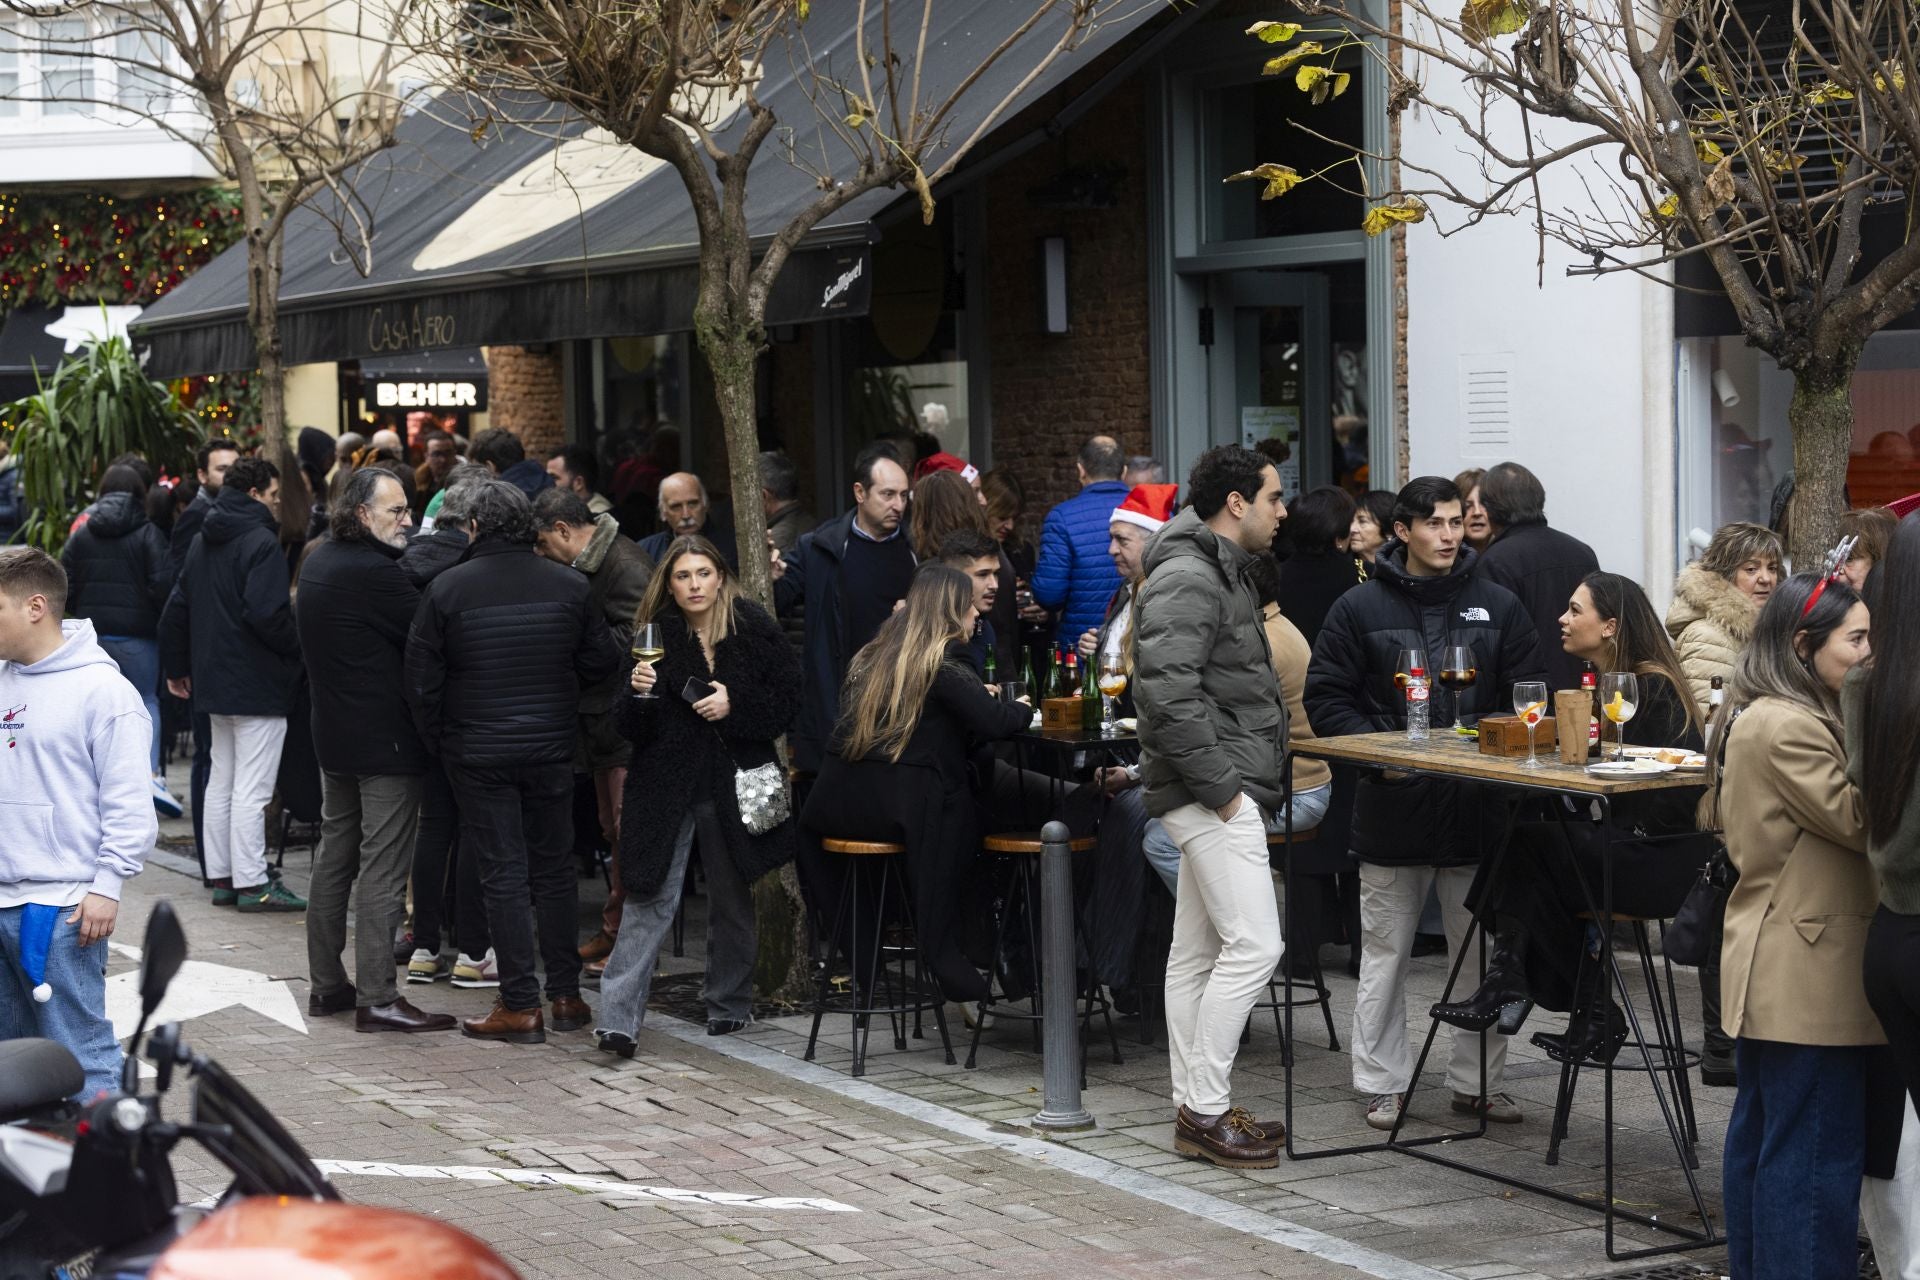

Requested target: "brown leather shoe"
[
  {"left": 577, "top": 930, "right": 616, "bottom": 963},
  {"left": 1246, "top": 1114, "right": 1286, "bottom": 1142},
  {"left": 356, "top": 997, "right": 458, "bottom": 1034},
  {"left": 550, "top": 996, "right": 592, "bottom": 1032},
  {"left": 461, "top": 999, "right": 545, "bottom": 1044},
  {"left": 581, "top": 957, "right": 608, "bottom": 985},
  {"left": 1173, "top": 1105, "right": 1280, "bottom": 1169},
  {"left": 308, "top": 987, "right": 355, "bottom": 1017}
]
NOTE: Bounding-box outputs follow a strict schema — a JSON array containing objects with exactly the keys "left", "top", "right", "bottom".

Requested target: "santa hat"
[
  {"left": 915, "top": 451, "right": 980, "bottom": 485},
  {"left": 1110, "top": 484, "right": 1179, "bottom": 533}
]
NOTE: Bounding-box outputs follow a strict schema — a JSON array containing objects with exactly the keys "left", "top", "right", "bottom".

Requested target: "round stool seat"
[
  {"left": 982, "top": 832, "right": 1097, "bottom": 854},
  {"left": 1265, "top": 826, "right": 1321, "bottom": 846},
  {"left": 821, "top": 837, "right": 906, "bottom": 856}
]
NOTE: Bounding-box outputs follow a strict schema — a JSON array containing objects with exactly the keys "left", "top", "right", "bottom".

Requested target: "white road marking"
[
  {"left": 312, "top": 1160, "right": 859, "bottom": 1213},
  {"left": 107, "top": 941, "right": 306, "bottom": 1077}
]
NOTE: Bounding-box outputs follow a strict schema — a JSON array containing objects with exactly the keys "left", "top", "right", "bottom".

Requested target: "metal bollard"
[{"left": 1030, "top": 820, "right": 1094, "bottom": 1132}]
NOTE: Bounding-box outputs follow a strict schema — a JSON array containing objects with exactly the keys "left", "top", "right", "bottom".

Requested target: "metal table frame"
[{"left": 1278, "top": 734, "right": 1720, "bottom": 1263}]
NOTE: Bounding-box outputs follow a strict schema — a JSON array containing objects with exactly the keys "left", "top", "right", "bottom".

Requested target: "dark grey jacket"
[{"left": 1132, "top": 507, "right": 1288, "bottom": 817}]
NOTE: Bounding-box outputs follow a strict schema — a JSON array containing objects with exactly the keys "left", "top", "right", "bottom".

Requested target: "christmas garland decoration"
[{"left": 0, "top": 189, "right": 262, "bottom": 439}]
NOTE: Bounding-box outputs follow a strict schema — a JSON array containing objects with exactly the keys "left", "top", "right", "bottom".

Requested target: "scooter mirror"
[{"left": 140, "top": 902, "right": 187, "bottom": 1018}]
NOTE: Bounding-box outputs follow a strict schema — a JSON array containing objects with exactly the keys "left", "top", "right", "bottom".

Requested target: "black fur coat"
[{"left": 616, "top": 599, "right": 801, "bottom": 898}]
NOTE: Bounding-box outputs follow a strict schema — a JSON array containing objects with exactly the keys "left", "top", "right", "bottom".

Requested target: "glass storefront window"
[
  {"left": 1680, "top": 330, "right": 1920, "bottom": 538},
  {"left": 1203, "top": 73, "right": 1365, "bottom": 243},
  {"left": 849, "top": 214, "right": 970, "bottom": 459}
]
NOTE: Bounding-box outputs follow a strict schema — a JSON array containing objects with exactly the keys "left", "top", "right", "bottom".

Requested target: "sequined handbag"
[{"left": 732, "top": 760, "right": 790, "bottom": 835}]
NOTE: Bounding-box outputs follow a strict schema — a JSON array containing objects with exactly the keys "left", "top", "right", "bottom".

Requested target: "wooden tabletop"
[{"left": 1294, "top": 731, "right": 1709, "bottom": 796}]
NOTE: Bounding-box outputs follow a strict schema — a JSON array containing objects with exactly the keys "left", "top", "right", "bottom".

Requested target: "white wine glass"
[
  {"left": 631, "top": 622, "right": 664, "bottom": 699},
  {"left": 1513, "top": 681, "right": 1548, "bottom": 768},
  {"left": 1098, "top": 653, "right": 1128, "bottom": 735},
  {"left": 1599, "top": 672, "right": 1639, "bottom": 762}
]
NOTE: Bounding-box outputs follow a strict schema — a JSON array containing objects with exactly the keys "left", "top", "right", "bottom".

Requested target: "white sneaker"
[
  {"left": 450, "top": 950, "right": 499, "bottom": 988},
  {"left": 1366, "top": 1092, "right": 1406, "bottom": 1131},
  {"left": 407, "top": 949, "right": 452, "bottom": 983},
  {"left": 151, "top": 775, "right": 184, "bottom": 818}
]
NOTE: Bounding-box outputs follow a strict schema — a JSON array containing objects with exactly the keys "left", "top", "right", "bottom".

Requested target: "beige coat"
[
  {"left": 1664, "top": 563, "right": 1757, "bottom": 711},
  {"left": 1262, "top": 605, "right": 1332, "bottom": 794},
  {"left": 1718, "top": 696, "right": 1883, "bottom": 1046}
]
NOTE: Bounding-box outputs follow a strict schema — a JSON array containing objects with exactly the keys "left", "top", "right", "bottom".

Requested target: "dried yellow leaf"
[
  {"left": 1247, "top": 21, "right": 1303, "bottom": 43},
  {"left": 1761, "top": 149, "right": 1807, "bottom": 174},
  {"left": 1361, "top": 197, "right": 1427, "bottom": 236},
  {"left": 1653, "top": 193, "right": 1681, "bottom": 219},
  {"left": 1694, "top": 138, "right": 1725, "bottom": 164},
  {"left": 1697, "top": 64, "right": 1729, "bottom": 93},
  {"left": 1706, "top": 156, "right": 1735, "bottom": 206},
  {"left": 1264, "top": 42, "right": 1324, "bottom": 75},
  {"left": 1874, "top": 64, "right": 1907, "bottom": 91},
  {"left": 1460, "top": 0, "right": 1528, "bottom": 41},
  {"left": 1225, "top": 163, "right": 1304, "bottom": 199},
  {"left": 1807, "top": 79, "right": 1855, "bottom": 104}
]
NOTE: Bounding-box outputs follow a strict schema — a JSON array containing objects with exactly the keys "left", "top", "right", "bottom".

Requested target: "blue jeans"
[
  {"left": 97, "top": 634, "right": 161, "bottom": 774},
  {"left": 1723, "top": 1038, "right": 1870, "bottom": 1279},
  {"left": 0, "top": 904, "right": 121, "bottom": 1101},
  {"left": 1142, "top": 784, "right": 1333, "bottom": 896}
]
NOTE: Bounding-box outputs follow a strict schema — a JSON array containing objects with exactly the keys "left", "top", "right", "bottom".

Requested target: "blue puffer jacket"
[{"left": 1031, "top": 479, "right": 1129, "bottom": 645}]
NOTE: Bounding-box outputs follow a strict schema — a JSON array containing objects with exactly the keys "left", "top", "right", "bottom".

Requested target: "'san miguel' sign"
[{"left": 367, "top": 305, "right": 457, "bottom": 354}]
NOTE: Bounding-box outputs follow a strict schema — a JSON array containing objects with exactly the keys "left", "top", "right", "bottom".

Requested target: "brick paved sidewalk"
[
  {"left": 139, "top": 772, "right": 1728, "bottom": 1280},
  {"left": 116, "top": 855, "right": 1413, "bottom": 1280}
]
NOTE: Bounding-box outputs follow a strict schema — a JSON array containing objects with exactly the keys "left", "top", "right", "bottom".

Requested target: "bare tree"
[
  {"left": 1239, "top": 0, "right": 1920, "bottom": 562},
  {"left": 0, "top": 0, "right": 422, "bottom": 451},
  {"left": 427, "top": 0, "right": 1148, "bottom": 606}
]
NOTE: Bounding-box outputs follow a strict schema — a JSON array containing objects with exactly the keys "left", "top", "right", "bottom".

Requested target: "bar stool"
[
  {"left": 804, "top": 837, "right": 955, "bottom": 1077},
  {"left": 968, "top": 831, "right": 1122, "bottom": 1077},
  {"left": 1537, "top": 914, "right": 1700, "bottom": 1169},
  {"left": 1247, "top": 827, "right": 1338, "bottom": 1067}
]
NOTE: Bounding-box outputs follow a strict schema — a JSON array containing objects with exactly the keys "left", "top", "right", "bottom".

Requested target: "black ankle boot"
[
  {"left": 1431, "top": 928, "right": 1534, "bottom": 1034},
  {"left": 1531, "top": 1002, "right": 1628, "bottom": 1065}
]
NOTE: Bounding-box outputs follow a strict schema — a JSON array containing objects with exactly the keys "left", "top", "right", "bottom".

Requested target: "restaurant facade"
[{"left": 134, "top": 0, "right": 1920, "bottom": 593}]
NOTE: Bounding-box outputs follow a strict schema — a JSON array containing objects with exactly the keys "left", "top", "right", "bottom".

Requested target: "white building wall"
[{"left": 1398, "top": 91, "right": 1673, "bottom": 599}]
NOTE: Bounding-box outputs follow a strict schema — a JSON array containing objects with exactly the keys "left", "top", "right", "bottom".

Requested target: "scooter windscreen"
[{"left": 189, "top": 1059, "right": 338, "bottom": 1202}]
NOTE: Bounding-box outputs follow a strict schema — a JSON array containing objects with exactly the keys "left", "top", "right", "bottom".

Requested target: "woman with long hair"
[
  {"left": 801, "top": 564, "right": 1030, "bottom": 1001},
  {"left": 1436, "top": 573, "right": 1714, "bottom": 1062},
  {"left": 1852, "top": 517, "right": 1920, "bottom": 1278},
  {"left": 912, "top": 468, "right": 1019, "bottom": 676},
  {"left": 1708, "top": 573, "right": 1875, "bottom": 1278},
  {"left": 594, "top": 535, "right": 800, "bottom": 1057}
]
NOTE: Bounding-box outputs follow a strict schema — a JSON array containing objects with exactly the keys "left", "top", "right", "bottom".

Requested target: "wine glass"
[
  {"left": 1098, "top": 653, "right": 1128, "bottom": 735},
  {"left": 630, "top": 622, "right": 664, "bottom": 699},
  {"left": 1512, "top": 680, "right": 1549, "bottom": 768},
  {"left": 1599, "top": 672, "right": 1640, "bottom": 762},
  {"left": 1438, "top": 644, "right": 1477, "bottom": 734}
]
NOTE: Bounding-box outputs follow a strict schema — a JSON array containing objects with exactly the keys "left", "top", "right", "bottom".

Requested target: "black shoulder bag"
[{"left": 1662, "top": 707, "right": 1742, "bottom": 967}]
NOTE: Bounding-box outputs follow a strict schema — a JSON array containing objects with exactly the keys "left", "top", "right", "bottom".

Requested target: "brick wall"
[
  {"left": 981, "top": 76, "right": 1153, "bottom": 525},
  {"left": 483, "top": 345, "right": 566, "bottom": 457}
]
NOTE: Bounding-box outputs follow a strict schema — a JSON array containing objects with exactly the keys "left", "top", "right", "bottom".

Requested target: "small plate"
[
  {"left": 1587, "top": 760, "right": 1676, "bottom": 776},
  {"left": 1115, "top": 717, "right": 1138, "bottom": 733}
]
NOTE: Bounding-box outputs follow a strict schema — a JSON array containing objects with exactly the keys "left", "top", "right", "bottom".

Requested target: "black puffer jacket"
[
  {"left": 1475, "top": 520, "right": 1599, "bottom": 693},
  {"left": 295, "top": 536, "right": 425, "bottom": 776},
  {"left": 398, "top": 525, "right": 470, "bottom": 588},
  {"left": 1305, "top": 542, "right": 1545, "bottom": 865},
  {"left": 61, "top": 492, "right": 170, "bottom": 637},
  {"left": 159, "top": 486, "right": 302, "bottom": 716},
  {"left": 616, "top": 600, "right": 800, "bottom": 898},
  {"left": 404, "top": 536, "right": 619, "bottom": 766}
]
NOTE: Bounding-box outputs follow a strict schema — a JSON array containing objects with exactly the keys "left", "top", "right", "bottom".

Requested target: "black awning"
[
  {"left": 360, "top": 345, "right": 489, "bottom": 411},
  {"left": 130, "top": 0, "right": 1171, "bottom": 376},
  {"left": 0, "top": 306, "right": 76, "bottom": 381},
  {"left": 359, "top": 346, "right": 488, "bottom": 378}
]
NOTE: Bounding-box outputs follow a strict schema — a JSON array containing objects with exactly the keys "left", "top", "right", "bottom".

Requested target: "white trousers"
[
  {"left": 203, "top": 714, "right": 287, "bottom": 888},
  {"left": 1350, "top": 861, "right": 1509, "bottom": 1097},
  {"left": 1161, "top": 795, "right": 1284, "bottom": 1115},
  {"left": 1864, "top": 1098, "right": 1920, "bottom": 1280}
]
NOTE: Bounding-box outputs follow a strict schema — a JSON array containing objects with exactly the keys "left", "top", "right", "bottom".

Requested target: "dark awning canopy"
[{"left": 132, "top": 0, "right": 1173, "bottom": 377}]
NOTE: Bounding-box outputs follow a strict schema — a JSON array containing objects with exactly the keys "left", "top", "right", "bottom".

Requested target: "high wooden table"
[{"left": 1278, "top": 731, "right": 1717, "bottom": 1262}]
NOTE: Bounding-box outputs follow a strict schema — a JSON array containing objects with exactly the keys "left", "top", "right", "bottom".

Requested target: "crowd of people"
[{"left": 2, "top": 416, "right": 1918, "bottom": 1280}]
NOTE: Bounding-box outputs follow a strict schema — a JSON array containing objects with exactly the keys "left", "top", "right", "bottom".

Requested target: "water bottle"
[{"left": 1406, "top": 667, "right": 1431, "bottom": 741}]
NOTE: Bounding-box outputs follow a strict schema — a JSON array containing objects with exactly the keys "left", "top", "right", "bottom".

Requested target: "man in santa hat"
[{"left": 1076, "top": 483, "right": 1178, "bottom": 669}]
